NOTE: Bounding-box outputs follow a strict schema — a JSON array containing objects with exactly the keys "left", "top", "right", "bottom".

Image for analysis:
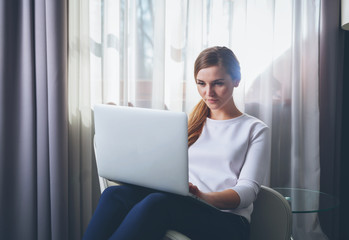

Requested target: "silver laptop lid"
[{"left": 93, "top": 104, "right": 189, "bottom": 196}]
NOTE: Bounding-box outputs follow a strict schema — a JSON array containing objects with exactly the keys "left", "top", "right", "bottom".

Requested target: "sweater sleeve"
[{"left": 231, "top": 125, "right": 271, "bottom": 209}]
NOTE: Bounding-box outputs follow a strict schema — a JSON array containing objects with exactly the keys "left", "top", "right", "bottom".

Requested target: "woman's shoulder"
[
  {"left": 205, "top": 114, "right": 268, "bottom": 131},
  {"left": 239, "top": 114, "right": 269, "bottom": 131}
]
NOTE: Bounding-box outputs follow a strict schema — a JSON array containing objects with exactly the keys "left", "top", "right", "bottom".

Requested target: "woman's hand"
[
  {"left": 188, "top": 182, "right": 240, "bottom": 210},
  {"left": 189, "top": 182, "right": 201, "bottom": 196}
]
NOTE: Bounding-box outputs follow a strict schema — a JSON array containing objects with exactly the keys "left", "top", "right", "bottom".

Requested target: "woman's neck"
[{"left": 209, "top": 103, "right": 242, "bottom": 120}]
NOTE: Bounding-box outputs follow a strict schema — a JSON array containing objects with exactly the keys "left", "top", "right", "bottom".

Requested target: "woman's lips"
[{"left": 207, "top": 99, "right": 218, "bottom": 104}]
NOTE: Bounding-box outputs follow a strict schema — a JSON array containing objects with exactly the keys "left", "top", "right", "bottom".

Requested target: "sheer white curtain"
[
  {"left": 68, "top": 0, "right": 325, "bottom": 239},
  {"left": 68, "top": 1, "right": 101, "bottom": 239}
]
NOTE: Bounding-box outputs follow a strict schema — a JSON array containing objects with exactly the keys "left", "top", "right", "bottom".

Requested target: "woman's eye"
[
  {"left": 197, "top": 82, "right": 205, "bottom": 86},
  {"left": 214, "top": 82, "right": 224, "bottom": 86}
]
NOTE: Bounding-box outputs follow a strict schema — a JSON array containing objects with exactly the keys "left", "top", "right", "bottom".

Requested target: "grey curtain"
[
  {"left": 318, "top": 0, "right": 345, "bottom": 239},
  {"left": 0, "top": 1, "right": 68, "bottom": 239}
]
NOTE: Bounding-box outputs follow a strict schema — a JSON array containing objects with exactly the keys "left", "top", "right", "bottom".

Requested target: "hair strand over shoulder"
[{"left": 188, "top": 100, "right": 209, "bottom": 147}]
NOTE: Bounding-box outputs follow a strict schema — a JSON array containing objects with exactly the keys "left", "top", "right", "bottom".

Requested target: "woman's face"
[{"left": 196, "top": 65, "right": 236, "bottom": 112}]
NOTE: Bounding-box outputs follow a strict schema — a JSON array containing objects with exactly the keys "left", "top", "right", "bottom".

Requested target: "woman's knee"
[
  {"left": 100, "top": 185, "right": 153, "bottom": 208},
  {"left": 137, "top": 192, "right": 174, "bottom": 211},
  {"left": 100, "top": 186, "right": 122, "bottom": 201},
  {"left": 145, "top": 192, "right": 172, "bottom": 202},
  {"left": 100, "top": 185, "right": 134, "bottom": 204}
]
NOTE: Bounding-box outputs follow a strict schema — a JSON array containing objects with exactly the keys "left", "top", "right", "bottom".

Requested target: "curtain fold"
[
  {"left": 0, "top": 0, "right": 68, "bottom": 239},
  {"left": 318, "top": 0, "right": 344, "bottom": 239},
  {"left": 68, "top": 1, "right": 101, "bottom": 239}
]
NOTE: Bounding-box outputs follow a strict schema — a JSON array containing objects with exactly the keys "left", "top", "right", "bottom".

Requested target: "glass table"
[
  {"left": 273, "top": 188, "right": 339, "bottom": 239},
  {"left": 273, "top": 188, "right": 340, "bottom": 213}
]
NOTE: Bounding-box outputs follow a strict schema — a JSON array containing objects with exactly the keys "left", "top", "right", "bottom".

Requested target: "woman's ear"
[{"left": 233, "top": 80, "right": 240, "bottom": 87}]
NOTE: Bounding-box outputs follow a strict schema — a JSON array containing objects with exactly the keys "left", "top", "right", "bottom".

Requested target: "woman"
[{"left": 83, "top": 46, "right": 270, "bottom": 240}]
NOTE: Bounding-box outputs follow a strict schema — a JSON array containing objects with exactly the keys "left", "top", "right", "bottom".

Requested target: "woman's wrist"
[{"left": 201, "top": 190, "right": 240, "bottom": 209}]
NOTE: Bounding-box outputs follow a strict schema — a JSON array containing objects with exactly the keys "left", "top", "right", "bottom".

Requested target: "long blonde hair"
[
  {"left": 188, "top": 100, "right": 209, "bottom": 147},
  {"left": 188, "top": 46, "right": 241, "bottom": 147}
]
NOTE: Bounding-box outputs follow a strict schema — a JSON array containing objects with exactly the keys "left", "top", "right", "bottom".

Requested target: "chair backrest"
[{"left": 250, "top": 185, "right": 292, "bottom": 240}]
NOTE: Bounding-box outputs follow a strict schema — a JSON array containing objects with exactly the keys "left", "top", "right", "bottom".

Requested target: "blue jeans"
[{"left": 83, "top": 185, "right": 249, "bottom": 240}]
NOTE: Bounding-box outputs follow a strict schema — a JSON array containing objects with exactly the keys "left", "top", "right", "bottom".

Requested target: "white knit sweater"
[{"left": 188, "top": 114, "right": 271, "bottom": 222}]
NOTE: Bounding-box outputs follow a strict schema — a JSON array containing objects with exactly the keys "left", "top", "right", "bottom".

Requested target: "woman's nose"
[{"left": 207, "top": 85, "right": 215, "bottom": 96}]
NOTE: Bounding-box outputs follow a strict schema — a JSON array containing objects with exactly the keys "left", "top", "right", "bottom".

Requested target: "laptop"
[{"left": 93, "top": 104, "right": 217, "bottom": 209}]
